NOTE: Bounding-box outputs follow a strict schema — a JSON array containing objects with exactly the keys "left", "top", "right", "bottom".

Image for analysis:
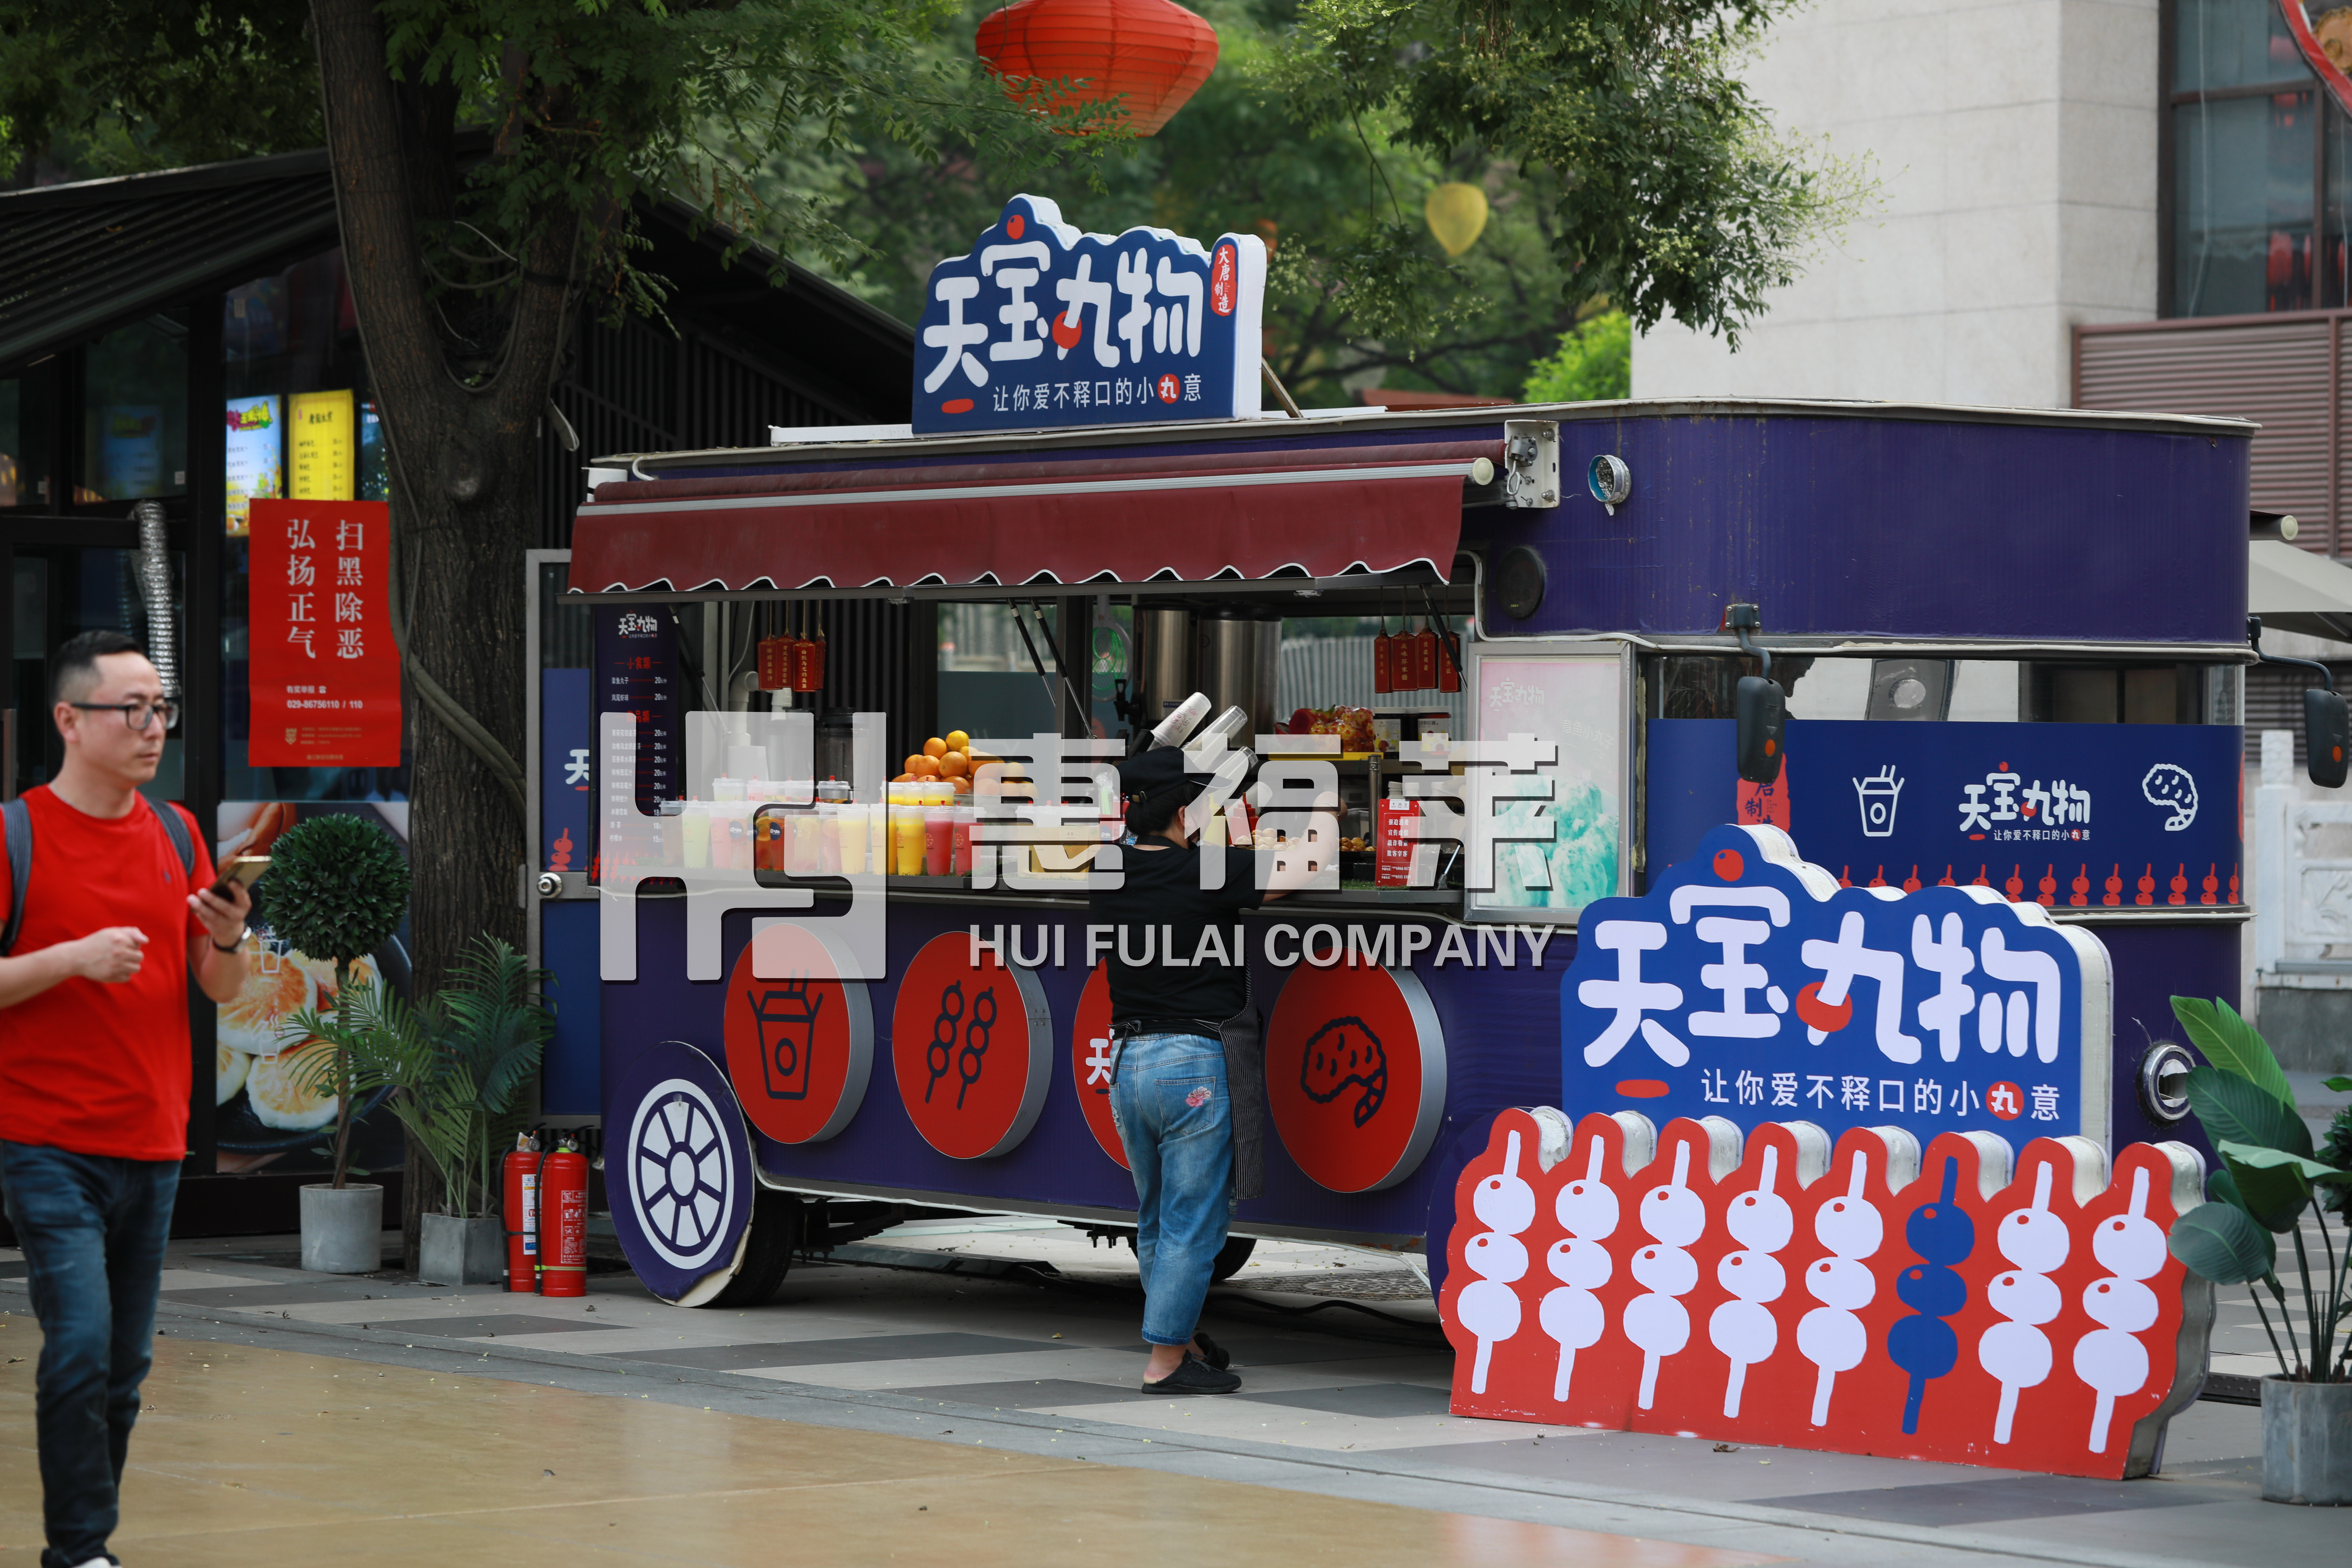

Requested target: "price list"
[{"left": 593, "top": 607, "right": 682, "bottom": 836}]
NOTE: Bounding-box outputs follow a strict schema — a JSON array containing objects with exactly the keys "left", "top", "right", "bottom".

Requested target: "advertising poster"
[
  {"left": 246, "top": 498, "right": 403, "bottom": 766},
  {"left": 101, "top": 405, "right": 164, "bottom": 499},
  {"left": 289, "top": 389, "right": 355, "bottom": 500},
  {"left": 224, "top": 394, "right": 282, "bottom": 537},
  {"left": 1468, "top": 648, "right": 1625, "bottom": 920},
  {"left": 541, "top": 667, "right": 593, "bottom": 872},
  {"left": 212, "top": 801, "right": 412, "bottom": 1175}
]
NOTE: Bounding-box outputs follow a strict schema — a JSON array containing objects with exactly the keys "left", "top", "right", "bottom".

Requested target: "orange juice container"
[
  {"left": 891, "top": 804, "right": 924, "bottom": 876},
  {"left": 681, "top": 802, "right": 710, "bottom": 869},
  {"left": 817, "top": 805, "right": 841, "bottom": 873}
]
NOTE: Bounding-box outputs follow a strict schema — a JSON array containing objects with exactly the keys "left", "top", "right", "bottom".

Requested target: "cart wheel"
[
  {"left": 700, "top": 1189, "right": 800, "bottom": 1309},
  {"left": 1211, "top": 1235, "right": 1257, "bottom": 1282},
  {"left": 607, "top": 1038, "right": 757, "bottom": 1305}
]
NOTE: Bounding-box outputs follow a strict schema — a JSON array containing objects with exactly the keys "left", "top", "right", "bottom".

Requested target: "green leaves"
[
  {"left": 2219, "top": 1142, "right": 2352, "bottom": 1183},
  {"left": 2170, "top": 996, "right": 2296, "bottom": 1108},
  {"left": 2168, "top": 1200, "right": 2278, "bottom": 1286},
  {"left": 2184, "top": 1065, "right": 2312, "bottom": 1159},
  {"left": 251, "top": 814, "right": 410, "bottom": 973}
]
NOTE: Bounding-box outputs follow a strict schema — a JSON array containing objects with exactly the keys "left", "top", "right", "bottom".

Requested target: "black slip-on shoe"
[
  {"left": 1192, "top": 1330, "right": 1231, "bottom": 1371},
  {"left": 1141, "top": 1353, "right": 1241, "bottom": 1395}
]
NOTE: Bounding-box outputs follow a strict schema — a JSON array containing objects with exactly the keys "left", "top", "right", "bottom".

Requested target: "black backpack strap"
[
  {"left": 147, "top": 795, "right": 197, "bottom": 882},
  {"left": 1, "top": 796, "right": 30, "bottom": 957}
]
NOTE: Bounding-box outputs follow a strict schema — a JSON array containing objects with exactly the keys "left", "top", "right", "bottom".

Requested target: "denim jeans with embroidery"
[
  {"left": 0, "top": 1141, "right": 179, "bottom": 1568},
  {"left": 1109, "top": 1031, "right": 1233, "bottom": 1347}
]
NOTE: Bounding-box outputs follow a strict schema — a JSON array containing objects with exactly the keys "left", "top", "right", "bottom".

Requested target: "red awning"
[{"left": 570, "top": 441, "right": 1493, "bottom": 593}]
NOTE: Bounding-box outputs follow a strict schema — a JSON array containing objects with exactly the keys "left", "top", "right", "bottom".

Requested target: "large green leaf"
[
  {"left": 2220, "top": 1141, "right": 2351, "bottom": 1181},
  {"left": 2221, "top": 1148, "right": 2316, "bottom": 1233},
  {"left": 2185, "top": 1065, "right": 2314, "bottom": 1158},
  {"left": 2171, "top": 996, "right": 2298, "bottom": 1108},
  {"left": 2169, "top": 1202, "right": 2278, "bottom": 1285}
]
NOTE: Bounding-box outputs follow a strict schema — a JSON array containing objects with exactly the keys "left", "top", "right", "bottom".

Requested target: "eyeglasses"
[{"left": 69, "top": 699, "right": 179, "bottom": 733}]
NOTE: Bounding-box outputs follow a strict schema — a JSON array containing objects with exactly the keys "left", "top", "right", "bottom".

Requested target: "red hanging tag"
[
  {"left": 1436, "top": 620, "right": 1462, "bottom": 693},
  {"left": 1372, "top": 615, "right": 1393, "bottom": 695},
  {"left": 790, "top": 629, "right": 817, "bottom": 692},
  {"left": 758, "top": 635, "right": 786, "bottom": 691},
  {"left": 1413, "top": 618, "right": 1438, "bottom": 690}
]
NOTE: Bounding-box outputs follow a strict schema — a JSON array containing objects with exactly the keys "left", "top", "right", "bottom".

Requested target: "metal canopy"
[{"left": 2250, "top": 538, "right": 2352, "bottom": 642}]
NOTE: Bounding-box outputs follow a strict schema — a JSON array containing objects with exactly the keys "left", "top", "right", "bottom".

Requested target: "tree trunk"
[{"left": 312, "top": 0, "right": 574, "bottom": 1269}]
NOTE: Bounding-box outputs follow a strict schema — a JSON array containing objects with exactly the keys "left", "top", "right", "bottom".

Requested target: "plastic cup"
[
  {"left": 682, "top": 804, "right": 710, "bottom": 869},
  {"left": 787, "top": 810, "right": 821, "bottom": 877},
  {"left": 924, "top": 805, "right": 952, "bottom": 876},
  {"left": 817, "top": 805, "right": 841, "bottom": 873},
  {"left": 892, "top": 805, "right": 925, "bottom": 876},
  {"left": 951, "top": 806, "right": 975, "bottom": 876},
  {"left": 834, "top": 804, "right": 866, "bottom": 874},
  {"left": 712, "top": 776, "right": 746, "bottom": 803}
]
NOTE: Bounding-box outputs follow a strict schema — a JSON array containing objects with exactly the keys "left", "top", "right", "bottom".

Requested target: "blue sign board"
[
  {"left": 1648, "top": 721, "right": 2244, "bottom": 909},
  {"left": 1563, "top": 824, "right": 2113, "bottom": 1148},
  {"left": 540, "top": 667, "right": 592, "bottom": 875},
  {"left": 911, "top": 194, "right": 1266, "bottom": 435}
]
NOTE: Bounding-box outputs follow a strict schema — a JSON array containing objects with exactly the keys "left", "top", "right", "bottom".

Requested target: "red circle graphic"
[
  {"left": 722, "top": 923, "right": 870, "bottom": 1145},
  {"left": 890, "top": 933, "right": 1050, "bottom": 1159},
  {"left": 1070, "top": 964, "right": 1128, "bottom": 1169},
  {"left": 1264, "top": 962, "right": 1445, "bottom": 1193}
]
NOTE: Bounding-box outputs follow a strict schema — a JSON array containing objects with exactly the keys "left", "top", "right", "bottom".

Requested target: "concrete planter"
[
  {"left": 420, "top": 1212, "right": 505, "bottom": 1286},
  {"left": 299, "top": 1183, "right": 384, "bottom": 1274},
  {"left": 2262, "top": 1375, "right": 2352, "bottom": 1505}
]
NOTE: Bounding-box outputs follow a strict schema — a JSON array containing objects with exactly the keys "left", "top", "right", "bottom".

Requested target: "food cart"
[{"left": 540, "top": 196, "right": 2259, "bottom": 1310}]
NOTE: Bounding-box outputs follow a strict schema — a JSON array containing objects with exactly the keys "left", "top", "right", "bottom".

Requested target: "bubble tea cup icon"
[{"left": 1854, "top": 766, "right": 1904, "bottom": 840}]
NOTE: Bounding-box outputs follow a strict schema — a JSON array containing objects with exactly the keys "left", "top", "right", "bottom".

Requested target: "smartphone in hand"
[{"left": 209, "top": 855, "right": 268, "bottom": 902}]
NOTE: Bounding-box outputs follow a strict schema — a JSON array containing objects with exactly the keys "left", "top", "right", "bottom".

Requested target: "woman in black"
[{"left": 1093, "top": 744, "right": 1284, "bottom": 1394}]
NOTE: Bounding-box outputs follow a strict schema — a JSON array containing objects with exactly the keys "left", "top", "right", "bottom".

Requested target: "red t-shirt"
[{"left": 0, "top": 785, "right": 213, "bottom": 1160}]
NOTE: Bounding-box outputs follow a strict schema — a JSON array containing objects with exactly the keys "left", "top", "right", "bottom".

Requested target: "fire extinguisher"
[
  {"left": 538, "top": 1136, "right": 590, "bottom": 1298},
  {"left": 502, "top": 1133, "right": 542, "bottom": 1294}
]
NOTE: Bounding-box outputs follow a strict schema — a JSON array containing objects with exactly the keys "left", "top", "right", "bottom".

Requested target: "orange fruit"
[
  {"left": 923, "top": 737, "right": 948, "bottom": 759},
  {"left": 910, "top": 755, "right": 941, "bottom": 778},
  {"left": 945, "top": 729, "right": 971, "bottom": 752},
  {"left": 938, "top": 750, "right": 969, "bottom": 778},
  {"left": 903, "top": 754, "right": 927, "bottom": 776},
  {"left": 894, "top": 772, "right": 915, "bottom": 783},
  {"left": 951, "top": 776, "right": 973, "bottom": 793}
]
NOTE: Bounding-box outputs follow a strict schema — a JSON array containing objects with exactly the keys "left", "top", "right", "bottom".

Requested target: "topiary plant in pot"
[
  {"left": 2164, "top": 997, "right": 2352, "bottom": 1504},
  {"left": 254, "top": 813, "right": 410, "bottom": 1272}
]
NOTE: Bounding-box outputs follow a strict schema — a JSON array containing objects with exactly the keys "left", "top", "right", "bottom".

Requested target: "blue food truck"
[{"left": 523, "top": 196, "right": 2282, "bottom": 1309}]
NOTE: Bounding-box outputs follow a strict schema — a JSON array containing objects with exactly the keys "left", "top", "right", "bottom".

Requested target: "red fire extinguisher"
[
  {"left": 538, "top": 1136, "right": 590, "bottom": 1298},
  {"left": 502, "top": 1134, "right": 541, "bottom": 1294}
]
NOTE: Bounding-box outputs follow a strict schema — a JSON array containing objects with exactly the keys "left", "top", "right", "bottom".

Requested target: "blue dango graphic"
[{"left": 1887, "top": 1157, "right": 1974, "bottom": 1434}]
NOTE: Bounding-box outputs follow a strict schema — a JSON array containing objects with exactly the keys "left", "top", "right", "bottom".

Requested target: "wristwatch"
[{"left": 211, "top": 927, "right": 247, "bottom": 954}]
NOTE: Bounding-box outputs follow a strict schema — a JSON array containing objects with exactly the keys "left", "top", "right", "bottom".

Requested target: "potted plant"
[
  {"left": 377, "top": 937, "right": 553, "bottom": 1285},
  {"left": 255, "top": 813, "right": 410, "bottom": 1273},
  {"left": 2165, "top": 997, "right": 2352, "bottom": 1505}
]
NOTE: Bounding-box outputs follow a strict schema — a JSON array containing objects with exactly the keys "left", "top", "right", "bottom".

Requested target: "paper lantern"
[
  {"left": 1425, "top": 182, "right": 1490, "bottom": 257},
  {"left": 976, "top": 0, "right": 1219, "bottom": 138}
]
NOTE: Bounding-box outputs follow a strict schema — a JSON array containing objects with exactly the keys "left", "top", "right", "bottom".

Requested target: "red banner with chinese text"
[{"left": 246, "top": 498, "right": 401, "bottom": 766}]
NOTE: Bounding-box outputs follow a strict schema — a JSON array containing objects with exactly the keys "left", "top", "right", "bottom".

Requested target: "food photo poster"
[{"left": 211, "top": 801, "right": 411, "bottom": 1175}]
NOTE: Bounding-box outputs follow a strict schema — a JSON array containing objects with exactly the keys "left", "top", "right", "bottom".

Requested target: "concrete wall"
[{"left": 1632, "top": 0, "right": 2161, "bottom": 407}]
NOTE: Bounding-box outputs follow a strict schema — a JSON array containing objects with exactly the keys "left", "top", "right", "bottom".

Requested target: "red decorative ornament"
[{"left": 976, "top": 0, "right": 1220, "bottom": 138}]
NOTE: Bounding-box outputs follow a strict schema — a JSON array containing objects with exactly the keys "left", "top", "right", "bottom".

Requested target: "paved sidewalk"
[{"left": 0, "top": 1222, "right": 2332, "bottom": 1568}]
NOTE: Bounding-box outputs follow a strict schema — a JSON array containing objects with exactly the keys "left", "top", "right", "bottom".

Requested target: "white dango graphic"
[
  {"left": 1979, "top": 1158, "right": 2066, "bottom": 1445},
  {"left": 1459, "top": 1127, "right": 1536, "bottom": 1394},
  {"left": 2074, "top": 1166, "right": 2165, "bottom": 1452},
  {"left": 1624, "top": 1141, "right": 1705, "bottom": 1410},
  {"left": 1541, "top": 1136, "right": 1620, "bottom": 1402},
  {"left": 1797, "top": 1149, "right": 1884, "bottom": 1427},
  {"left": 1709, "top": 1143, "right": 1794, "bottom": 1419}
]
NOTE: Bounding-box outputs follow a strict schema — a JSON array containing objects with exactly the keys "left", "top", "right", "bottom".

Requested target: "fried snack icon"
[{"left": 1298, "top": 1015, "right": 1387, "bottom": 1127}]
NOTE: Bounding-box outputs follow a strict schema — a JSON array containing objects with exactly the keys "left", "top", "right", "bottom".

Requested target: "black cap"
[{"left": 1115, "top": 747, "right": 1192, "bottom": 796}]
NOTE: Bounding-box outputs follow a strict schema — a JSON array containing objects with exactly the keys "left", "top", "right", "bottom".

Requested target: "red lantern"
[{"left": 976, "top": 0, "right": 1220, "bottom": 138}]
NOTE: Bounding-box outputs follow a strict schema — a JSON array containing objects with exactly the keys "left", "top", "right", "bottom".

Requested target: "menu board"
[
  {"left": 224, "top": 395, "right": 281, "bottom": 536},
  {"left": 245, "top": 498, "right": 403, "bottom": 765},
  {"left": 1466, "top": 643, "right": 1628, "bottom": 924},
  {"left": 593, "top": 606, "right": 681, "bottom": 817},
  {"left": 289, "top": 389, "right": 355, "bottom": 499}
]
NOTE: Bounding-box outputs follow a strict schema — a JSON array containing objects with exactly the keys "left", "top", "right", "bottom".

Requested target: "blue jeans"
[
  {"left": 0, "top": 1142, "right": 179, "bottom": 1568},
  {"left": 1108, "top": 1032, "right": 1233, "bottom": 1348}
]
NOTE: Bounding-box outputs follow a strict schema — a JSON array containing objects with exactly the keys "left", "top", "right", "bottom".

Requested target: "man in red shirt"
[{"left": 0, "top": 630, "right": 250, "bottom": 1568}]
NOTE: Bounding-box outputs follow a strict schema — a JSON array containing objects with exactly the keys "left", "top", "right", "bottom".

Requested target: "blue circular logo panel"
[{"left": 608, "top": 1039, "right": 754, "bottom": 1303}]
